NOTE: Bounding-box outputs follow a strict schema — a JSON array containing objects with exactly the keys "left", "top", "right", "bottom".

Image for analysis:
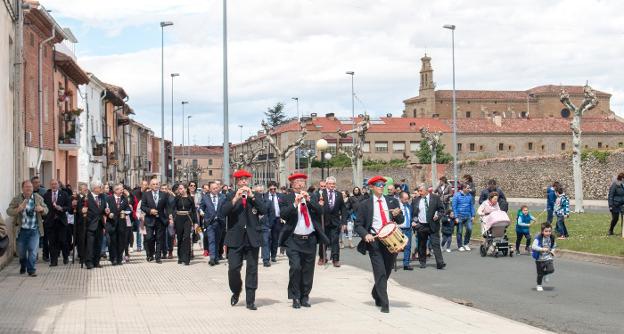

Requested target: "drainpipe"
[{"left": 36, "top": 27, "right": 56, "bottom": 175}]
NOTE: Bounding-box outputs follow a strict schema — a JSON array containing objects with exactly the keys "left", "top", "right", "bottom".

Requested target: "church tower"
[{"left": 419, "top": 54, "right": 434, "bottom": 92}]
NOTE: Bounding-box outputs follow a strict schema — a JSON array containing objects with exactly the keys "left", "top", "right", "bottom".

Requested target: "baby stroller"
[{"left": 480, "top": 210, "right": 514, "bottom": 258}]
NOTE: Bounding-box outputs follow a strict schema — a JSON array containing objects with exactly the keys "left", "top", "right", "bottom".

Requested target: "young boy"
[
  {"left": 553, "top": 186, "right": 570, "bottom": 239},
  {"left": 516, "top": 205, "right": 535, "bottom": 254},
  {"left": 441, "top": 209, "right": 455, "bottom": 253},
  {"left": 531, "top": 223, "right": 556, "bottom": 292}
]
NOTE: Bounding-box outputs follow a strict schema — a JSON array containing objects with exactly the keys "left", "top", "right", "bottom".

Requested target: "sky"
[{"left": 45, "top": 0, "right": 624, "bottom": 146}]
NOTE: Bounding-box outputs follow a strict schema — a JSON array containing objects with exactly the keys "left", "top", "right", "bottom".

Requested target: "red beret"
[
  {"left": 288, "top": 173, "right": 308, "bottom": 181},
  {"left": 232, "top": 169, "right": 252, "bottom": 179},
  {"left": 367, "top": 176, "right": 387, "bottom": 185}
]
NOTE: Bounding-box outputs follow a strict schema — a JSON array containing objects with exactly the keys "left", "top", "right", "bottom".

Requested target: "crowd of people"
[{"left": 1, "top": 171, "right": 622, "bottom": 312}]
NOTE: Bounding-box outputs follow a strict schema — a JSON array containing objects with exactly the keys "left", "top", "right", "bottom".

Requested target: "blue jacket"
[
  {"left": 516, "top": 212, "right": 534, "bottom": 233},
  {"left": 199, "top": 192, "right": 225, "bottom": 227},
  {"left": 546, "top": 187, "right": 556, "bottom": 210},
  {"left": 452, "top": 192, "right": 474, "bottom": 219}
]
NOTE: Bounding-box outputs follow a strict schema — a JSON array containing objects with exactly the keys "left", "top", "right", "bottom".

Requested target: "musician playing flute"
[
  {"left": 279, "top": 173, "right": 330, "bottom": 309},
  {"left": 354, "top": 176, "right": 403, "bottom": 313}
]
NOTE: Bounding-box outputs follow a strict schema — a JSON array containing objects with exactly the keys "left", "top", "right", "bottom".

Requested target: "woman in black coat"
[{"left": 607, "top": 172, "right": 624, "bottom": 235}]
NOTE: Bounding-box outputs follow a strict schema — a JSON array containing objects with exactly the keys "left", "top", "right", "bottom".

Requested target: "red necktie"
[
  {"left": 378, "top": 199, "right": 389, "bottom": 226},
  {"left": 242, "top": 197, "right": 247, "bottom": 209},
  {"left": 300, "top": 203, "right": 311, "bottom": 227}
]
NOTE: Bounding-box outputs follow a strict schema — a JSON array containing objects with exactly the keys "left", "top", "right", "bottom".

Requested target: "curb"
[{"left": 469, "top": 238, "right": 624, "bottom": 267}]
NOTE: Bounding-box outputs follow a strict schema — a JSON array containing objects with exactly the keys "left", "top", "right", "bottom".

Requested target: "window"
[
  {"left": 410, "top": 141, "right": 420, "bottom": 152},
  {"left": 469, "top": 143, "right": 475, "bottom": 152},
  {"left": 520, "top": 111, "right": 528, "bottom": 118},
  {"left": 528, "top": 142, "right": 534, "bottom": 150},
  {"left": 177, "top": 159, "right": 181, "bottom": 165},
  {"left": 392, "top": 141, "right": 405, "bottom": 152},
  {"left": 498, "top": 143, "right": 504, "bottom": 151},
  {"left": 619, "top": 142, "right": 623, "bottom": 148},
  {"left": 208, "top": 170, "right": 213, "bottom": 176},
  {"left": 375, "top": 142, "right": 388, "bottom": 152},
  {"left": 328, "top": 143, "right": 337, "bottom": 154},
  {"left": 561, "top": 143, "right": 566, "bottom": 150},
  {"left": 479, "top": 145, "right": 484, "bottom": 152},
  {"left": 363, "top": 142, "right": 370, "bottom": 153},
  {"left": 192, "top": 159, "right": 198, "bottom": 168},
  {"left": 508, "top": 145, "right": 513, "bottom": 151},
  {"left": 457, "top": 143, "right": 462, "bottom": 152},
  {"left": 432, "top": 113, "right": 439, "bottom": 118},
  {"left": 465, "top": 111, "right": 471, "bottom": 118},
  {"left": 541, "top": 145, "right": 545, "bottom": 151},
  {"left": 208, "top": 159, "right": 213, "bottom": 165},
  {"left": 598, "top": 142, "right": 603, "bottom": 148}
]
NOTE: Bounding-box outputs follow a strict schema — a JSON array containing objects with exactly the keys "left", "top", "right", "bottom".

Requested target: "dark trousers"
[
  {"left": 546, "top": 209, "right": 554, "bottom": 224},
  {"left": 609, "top": 210, "right": 621, "bottom": 233},
  {"left": 204, "top": 223, "right": 220, "bottom": 260},
  {"left": 85, "top": 227, "right": 103, "bottom": 267},
  {"left": 555, "top": 216, "right": 569, "bottom": 237},
  {"left": 287, "top": 245, "right": 316, "bottom": 301},
  {"left": 227, "top": 244, "right": 259, "bottom": 304},
  {"left": 108, "top": 225, "right": 127, "bottom": 264},
  {"left": 41, "top": 232, "right": 49, "bottom": 260},
  {"left": 175, "top": 218, "right": 192, "bottom": 264},
  {"left": 74, "top": 221, "right": 86, "bottom": 264},
  {"left": 368, "top": 241, "right": 396, "bottom": 308},
  {"left": 416, "top": 224, "right": 444, "bottom": 266},
  {"left": 270, "top": 222, "right": 283, "bottom": 259},
  {"left": 47, "top": 221, "right": 70, "bottom": 264},
  {"left": 515, "top": 231, "right": 531, "bottom": 251},
  {"left": 536, "top": 260, "right": 555, "bottom": 285},
  {"left": 218, "top": 224, "right": 226, "bottom": 258},
  {"left": 145, "top": 223, "right": 165, "bottom": 260},
  {"left": 318, "top": 226, "right": 340, "bottom": 261}
]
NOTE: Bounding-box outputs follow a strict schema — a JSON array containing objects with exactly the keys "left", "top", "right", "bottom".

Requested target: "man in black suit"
[
  {"left": 354, "top": 176, "right": 404, "bottom": 313},
  {"left": 317, "top": 176, "right": 348, "bottom": 267},
  {"left": 80, "top": 181, "right": 107, "bottom": 269},
  {"left": 266, "top": 181, "right": 284, "bottom": 263},
  {"left": 222, "top": 170, "right": 267, "bottom": 311},
  {"left": 199, "top": 181, "right": 226, "bottom": 266},
  {"left": 105, "top": 184, "right": 131, "bottom": 266},
  {"left": 279, "top": 173, "right": 330, "bottom": 309},
  {"left": 43, "top": 179, "right": 71, "bottom": 266},
  {"left": 412, "top": 184, "right": 446, "bottom": 269},
  {"left": 141, "top": 178, "right": 171, "bottom": 264}
]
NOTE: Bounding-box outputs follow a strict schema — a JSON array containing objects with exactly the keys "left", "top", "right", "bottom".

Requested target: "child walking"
[
  {"left": 553, "top": 186, "right": 570, "bottom": 239},
  {"left": 441, "top": 209, "right": 454, "bottom": 253},
  {"left": 531, "top": 223, "right": 556, "bottom": 291},
  {"left": 516, "top": 205, "right": 535, "bottom": 254}
]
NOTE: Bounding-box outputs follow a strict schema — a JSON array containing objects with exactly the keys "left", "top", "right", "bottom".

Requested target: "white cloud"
[{"left": 47, "top": 0, "right": 624, "bottom": 144}]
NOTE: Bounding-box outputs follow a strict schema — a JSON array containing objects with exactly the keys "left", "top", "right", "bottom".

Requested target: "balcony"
[{"left": 58, "top": 109, "right": 82, "bottom": 151}]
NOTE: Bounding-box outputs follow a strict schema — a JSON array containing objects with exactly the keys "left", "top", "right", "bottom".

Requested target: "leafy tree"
[
  {"left": 264, "top": 102, "right": 287, "bottom": 127},
  {"left": 416, "top": 141, "right": 452, "bottom": 164}
]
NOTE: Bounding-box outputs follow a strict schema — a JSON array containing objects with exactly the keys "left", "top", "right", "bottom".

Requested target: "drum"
[{"left": 377, "top": 223, "right": 408, "bottom": 253}]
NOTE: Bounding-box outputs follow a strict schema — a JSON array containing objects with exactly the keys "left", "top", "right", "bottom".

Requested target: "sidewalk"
[{"left": 0, "top": 251, "right": 551, "bottom": 334}]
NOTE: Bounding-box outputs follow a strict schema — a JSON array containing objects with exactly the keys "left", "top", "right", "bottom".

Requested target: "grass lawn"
[{"left": 469, "top": 210, "right": 624, "bottom": 257}]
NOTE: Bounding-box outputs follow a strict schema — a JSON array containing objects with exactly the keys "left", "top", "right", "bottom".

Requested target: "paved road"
[{"left": 341, "top": 240, "right": 624, "bottom": 334}]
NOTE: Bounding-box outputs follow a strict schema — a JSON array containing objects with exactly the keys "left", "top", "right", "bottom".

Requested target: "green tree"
[
  {"left": 264, "top": 102, "right": 287, "bottom": 127},
  {"left": 416, "top": 141, "right": 452, "bottom": 164}
]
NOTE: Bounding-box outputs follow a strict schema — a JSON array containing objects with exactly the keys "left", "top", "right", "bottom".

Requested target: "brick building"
[{"left": 174, "top": 145, "right": 224, "bottom": 186}]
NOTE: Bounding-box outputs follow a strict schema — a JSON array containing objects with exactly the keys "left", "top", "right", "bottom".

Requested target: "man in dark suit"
[
  {"left": 43, "top": 179, "right": 71, "bottom": 266},
  {"left": 222, "top": 169, "right": 267, "bottom": 311},
  {"left": 412, "top": 184, "right": 446, "bottom": 269},
  {"left": 199, "top": 181, "right": 226, "bottom": 266},
  {"left": 317, "top": 176, "right": 348, "bottom": 267},
  {"left": 354, "top": 176, "right": 404, "bottom": 313},
  {"left": 398, "top": 191, "right": 416, "bottom": 270},
  {"left": 105, "top": 184, "right": 130, "bottom": 266},
  {"left": 141, "top": 178, "right": 171, "bottom": 264},
  {"left": 80, "top": 181, "right": 107, "bottom": 269},
  {"left": 265, "top": 181, "right": 283, "bottom": 264},
  {"left": 279, "top": 173, "right": 330, "bottom": 309}
]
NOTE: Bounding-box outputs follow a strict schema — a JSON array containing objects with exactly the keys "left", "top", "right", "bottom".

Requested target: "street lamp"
[
  {"left": 187, "top": 115, "right": 192, "bottom": 182},
  {"left": 238, "top": 124, "right": 243, "bottom": 143},
  {"left": 324, "top": 152, "right": 333, "bottom": 179},
  {"left": 443, "top": 24, "right": 458, "bottom": 192},
  {"left": 170, "top": 72, "right": 180, "bottom": 182},
  {"left": 222, "top": 0, "right": 230, "bottom": 186},
  {"left": 160, "top": 21, "right": 173, "bottom": 183},
  {"left": 346, "top": 71, "right": 356, "bottom": 186},
  {"left": 181, "top": 101, "right": 189, "bottom": 157},
  {"left": 316, "top": 139, "right": 328, "bottom": 180},
  {"left": 291, "top": 97, "right": 299, "bottom": 119}
]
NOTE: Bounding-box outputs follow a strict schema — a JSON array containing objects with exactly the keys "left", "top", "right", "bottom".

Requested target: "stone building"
[
  {"left": 127, "top": 119, "right": 154, "bottom": 186},
  {"left": 174, "top": 145, "right": 224, "bottom": 186},
  {"left": 78, "top": 73, "right": 106, "bottom": 184}
]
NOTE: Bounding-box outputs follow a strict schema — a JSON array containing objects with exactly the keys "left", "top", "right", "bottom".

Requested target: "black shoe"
[
  {"left": 246, "top": 303, "right": 257, "bottom": 310},
  {"left": 419, "top": 263, "right": 426, "bottom": 269},
  {"left": 608, "top": 231, "right": 614, "bottom": 236},
  {"left": 271, "top": 258, "right": 277, "bottom": 263},
  {"left": 301, "top": 299, "right": 311, "bottom": 308},
  {"left": 86, "top": 263, "right": 94, "bottom": 270},
  {"left": 95, "top": 264, "right": 103, "bottom": 268},
  {"left": 178, "top": 260, "right": 183, "bottom": 264},
  {"left": 437, "top": 263, "right": 447, "bottom": 270},
  {"left": 147, "top": 256, "right": 154, "bottom": 262},
  {"left": 63, "top": 258, "right": 69, "bottom": 265},
  {"left": 231, "top": 294, "right": 240, "bottom": 306},
  {"left": 155, "top": 259, "right": 162, "bottom": 264},
  {"left": 28, "top": 272, "right": 37, "bottom": 277},
  {"left": 43, "top": 257, "right": 49, "bottom": 263},
  {"left": 292, "top": 299, "right": 301, "bottom": 309},
  {"left": 214, "top": 259, "right": 220, "bottom": 265},
  {"left": 116, "top": 262, "right": 123, "bottom": 266},
  {"left": 184, "top": 262, "right": 189, "bottom": 266},
  {"left": 380, "top": 305, "right": 389, "bottom": 313},
  {"left": 403, "top": 266, "right": 413, "bottom": 271},
  {"left": 263, "top": 262, "right": 271, "bottom": 267},
  {"left": 209, "top": 260, "right": 216, "bottom": 266},
  {"left": 19, "top": 267, "right": 26, "bottom": 275},
  {"left": 49, "top": 263, "right": 58, "bottom": 267},
  {"left": 371, "top": 292, "right": 381, "bottom": 307}
]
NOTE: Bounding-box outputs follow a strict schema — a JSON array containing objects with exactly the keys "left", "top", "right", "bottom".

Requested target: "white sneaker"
[
  {"left": 464, "top": 245, "right": 471, "bottom": 251},
  {"left": 445, "top": 248, "right": 451, "bottom": 253},
  {"left": 458, "top": 246, "right": 465, "bottom": 252},
  {"left": 536, "top": 285, "right": 543, "bottom": 292}
]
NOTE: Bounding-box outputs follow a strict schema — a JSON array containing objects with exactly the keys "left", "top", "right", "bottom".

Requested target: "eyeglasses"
[
  {"left": 269, "top": 188, "right": 277, "bottom": 191},
  {"left": 373, "top": 182, "right": 385, "bottom": 188}
]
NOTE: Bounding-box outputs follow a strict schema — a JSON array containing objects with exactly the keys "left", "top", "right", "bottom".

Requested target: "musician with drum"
[{"left": 354, "top": 176, "right": 404, "bottom": 314}]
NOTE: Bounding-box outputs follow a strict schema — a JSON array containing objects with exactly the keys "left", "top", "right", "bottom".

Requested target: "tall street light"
[
  {"left": 346, "top": 71, "right": 355, "bottom": 186},
  {"left": 187, "top": 115, "right": 192, "bottom": 182},
  {"left": 181, "top": 101, "right": 189, "bottom": 156},
  {"left": 160, "top": 21, "right": 173, "bottom": 183},
  {"left": 238, "top": 124, "right": 243, "bottom": 143},
  {"left": 170, "top": 72, "right": 180, "bottom": 182},
  {"left": 222, "top": 0, "right": 230, "bottom": 185},
  {"left": 291, "top": 97, "right": 299, "bottom": 119},
  {"left": 443, "top": 24, "right": 458, "bottom": 192}
]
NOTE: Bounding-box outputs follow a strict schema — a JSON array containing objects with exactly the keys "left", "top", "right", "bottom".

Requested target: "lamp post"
[
  {"left": 291, "top": 97, "right": 299, "bottom": 119},
  {"left": 160, "top": 21, "right": 173, "bottom": 183},
  {"left": 222, "top": 0, "right": 230, "bottom": 185},
  {"left": 316, "top": 139, "right": 328, "bottom": 180},
  {"left": 443, "top": 24, "right": 458, "bottom": 192},
  {"left": 186, "top": 115, "right": 192, "bottom": 182},
  {"left": 346, "top": 71, "right": 356, "bottom": 186},
  {"left": 170, "top": 73, "right": 180, "bottom": 181},
  {"left": 238, "top": 124, "right": 243, "bottom": 143},
  {"left": 324, "top": 152, "right": 332, "bottom": 179},
  {"left": 181, "top": 101, "right": 189, "bottom": 157}
]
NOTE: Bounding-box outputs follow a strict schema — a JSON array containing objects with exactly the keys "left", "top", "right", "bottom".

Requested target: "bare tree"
[
  {"left": 420, "top": 127, "right": 443, "bottom": 187},
  {"left": 560, "top": 84, "right": 599, "bottom": 213},
  {"left": 261, "top": 120, "right": 308, "bottom": 186},
  {"left": 337, "top": 114, "right": 370, "bottom": 187}
]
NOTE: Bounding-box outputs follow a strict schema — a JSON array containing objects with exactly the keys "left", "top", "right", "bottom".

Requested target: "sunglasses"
[{"left": 372, "top": 182, "right": 386, "bottom": 187}]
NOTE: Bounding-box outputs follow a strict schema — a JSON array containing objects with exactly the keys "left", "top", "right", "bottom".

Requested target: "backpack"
[{"left": 531, "top": 234, "right": 555, "bottom": 260}]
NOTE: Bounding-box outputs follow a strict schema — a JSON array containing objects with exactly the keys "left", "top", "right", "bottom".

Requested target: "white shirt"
[
  {"left": 269, "top": 192, "right": 280, "bottom": 217},
  {"left": 293, "top": 194, "right": 315, "bottom": 235},
  {"left": 418, "top": 194, "right": 430, "bottom": 224},
  {"left": 371, "top": 195, "right": 389, "bottom": 233},
  {"left": 400, "top": 202, "right": 411, "bottom": 228}
]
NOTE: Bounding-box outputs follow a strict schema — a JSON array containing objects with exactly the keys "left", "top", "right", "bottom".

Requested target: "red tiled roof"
[
  {"left": 103, "top": 83, "right": 128, "bottom": 106},
  {"left": 452, "top": 117, "right": 624, "bottom": 134},
  {"left": 54, "top": 51, "right": 89, "bottom": 85},
  {"left": 270, "top": 117, "right": 450, "bottom": 135},
  {"left": 174, "top": 145, "right": 223, "bottom": 155},
  {"left": 528, "top": 85, "right": 610, "bottom": 97}
]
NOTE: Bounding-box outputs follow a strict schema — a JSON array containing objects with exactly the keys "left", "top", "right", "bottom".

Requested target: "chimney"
[
  {"left": 493, "top": 115, "right": 502, "bottom": 127},
  {"left": 386, "top": 113, "right": 392, "bottom": 118},
  {"left": 311, "top": 113, "right": 318, "bottom": 118},
  {"left": 325, "top": 112, "right": 335, "bottom": 120}
]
